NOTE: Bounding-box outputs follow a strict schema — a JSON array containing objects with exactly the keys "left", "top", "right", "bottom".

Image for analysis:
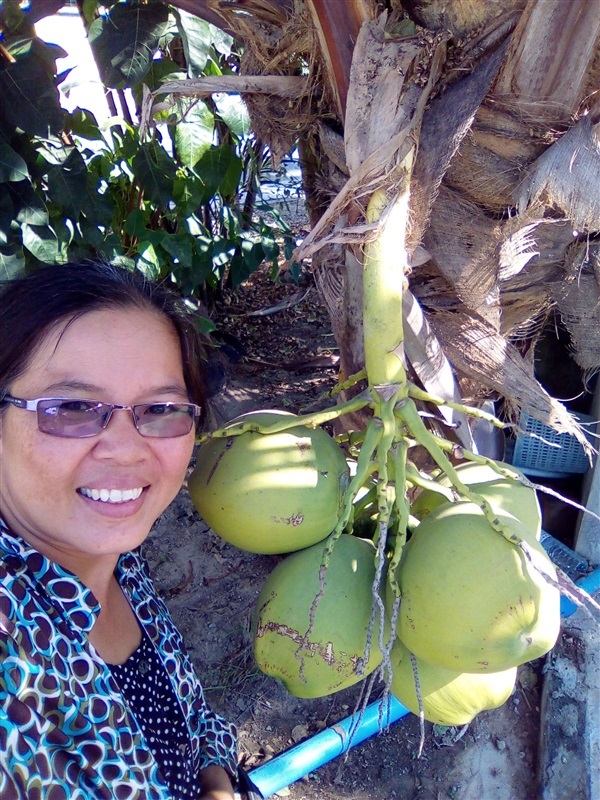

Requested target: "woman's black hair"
[{"left": 0, "top": 261, "right": 207, "bottom": 423}]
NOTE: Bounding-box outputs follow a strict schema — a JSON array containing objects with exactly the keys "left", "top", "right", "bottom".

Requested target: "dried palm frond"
[
  {"left": 422, "top": 185, "right": 501, "bottom": 320},
  {"left": 294, "top": 18, "right": 446, "bottom": 262},
  {"left": 444, "top": 127, "right": 538, "bottom": 211},
  {"left": 517, "top": 115, "right": 600, "bottom": 233},
  {"left": 239, "top": 13, "right": 322, "bottom": 164},
  {"left": 408, "top": 39, "right": 512, "bottom": 252},
  {"left": 397, "top": 0, "right": 526, "bottom": 38},
  {"left": 424, "top": 307, "right": 592, "bottom": 451},
  {"left": 552, "top": 241, "right": 600, "bottom": 373}
]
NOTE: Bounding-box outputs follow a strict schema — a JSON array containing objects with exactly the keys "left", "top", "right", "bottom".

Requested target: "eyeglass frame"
[{"left": 1, "top": 394, "right": 201, "bottom": 439}]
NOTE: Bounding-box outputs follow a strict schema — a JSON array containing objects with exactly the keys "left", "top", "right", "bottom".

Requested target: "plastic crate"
[{"left": 511, "top": 410, "right": 596, "bottom": 478}]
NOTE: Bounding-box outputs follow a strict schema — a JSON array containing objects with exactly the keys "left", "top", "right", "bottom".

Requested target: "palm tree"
[{"left": 161, "top": 0, "right": 599, "bottom": 444}]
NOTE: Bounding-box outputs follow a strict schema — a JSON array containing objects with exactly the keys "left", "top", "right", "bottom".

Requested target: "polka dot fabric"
[
  {"left": 0, "top": 519, "right": 237, "bottom": 799},
  {"left": 109, "top": 634, "right": 196, "bottom": 798}
]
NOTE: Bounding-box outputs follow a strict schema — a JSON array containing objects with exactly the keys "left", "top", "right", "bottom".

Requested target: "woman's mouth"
[{"left": 78, "top": 487, "right": 144, "bottom": 504}]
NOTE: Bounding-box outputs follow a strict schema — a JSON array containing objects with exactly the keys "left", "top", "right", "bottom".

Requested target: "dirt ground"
[{"left": 143, "top": 263, "right": 548, "bottom": 800}]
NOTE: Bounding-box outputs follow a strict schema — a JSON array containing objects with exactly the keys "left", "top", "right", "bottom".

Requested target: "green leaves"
[
  {"left": 10, "top": 180, "right": 49, "bottom": 226},
  {"left": 175, "top": 9, "right": 233, "bottom": 77},
  {"left": 46, "top": 148, "right": 88, "bottom": 218},
  {"left": 175, "top": 9, "right": 214, "bottom": 77},
  {"left": 68, "top": 109, "right": 105, "bottom": 141},
  {"left": 22, "top": 222, "right": 68, "bottom": 264},
  {"left": 88, "top": 2, "right": 170, "bottom": 88},
  {"left": 173, "top": 101, "right": 214, "bottom": 170},
  {"left": 0, "top": 242, "right": 25, "bottom": 280},
  {"left": 133, "top": 140, "right": 177, "bottom": 206},
  {"left": 0, "top": 0, "right": 289, "bottom": 298},
  {"left": 0, "top": 143, "right": 29, "bottom": 183},
  {"left": 214, "top": 94, "right": 250, "bottom": 138},
  {"left": 0, "top": 47, "right": 65, "bottom": 138},
  {"left": 195, "top": 144, "right": 243, "bottom": 202}
]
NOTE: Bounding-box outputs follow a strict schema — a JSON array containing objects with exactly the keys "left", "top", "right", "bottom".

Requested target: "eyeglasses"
[{"left": 2, "top": 395, "right": 201, "bottom": 439}]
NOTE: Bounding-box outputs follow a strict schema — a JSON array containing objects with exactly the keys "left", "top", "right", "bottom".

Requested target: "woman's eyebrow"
[
  {"left": 41, "top": 380, "right": 102, "bottom": 395},
  {"left": 40, "top": 380, "right": 189, "bottom": 397},
  {"left": 144, "top": 384, "right": 191, "bottom": 398}
]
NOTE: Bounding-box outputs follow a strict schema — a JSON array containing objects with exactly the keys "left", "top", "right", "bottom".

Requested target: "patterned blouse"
[{"left": 0, "top": 518, "right": 238, "bottom": 799}]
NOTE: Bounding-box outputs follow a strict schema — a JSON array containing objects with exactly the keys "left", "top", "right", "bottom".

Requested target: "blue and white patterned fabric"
[{"left": 0, "top": 518, "right": 237, "bottom": 799}]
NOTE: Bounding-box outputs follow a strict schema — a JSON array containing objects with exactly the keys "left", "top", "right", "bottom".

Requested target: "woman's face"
[{"left": 0, "top": 307, "right": 195, "bottom": 574}]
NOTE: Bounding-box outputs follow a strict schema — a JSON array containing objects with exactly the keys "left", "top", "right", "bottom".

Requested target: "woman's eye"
[
  {"left": 59, "top": 400, "right": 96, "bottom": 413},
  {"left": 145, "top": 403, "right": 171, "bottom": 416}
]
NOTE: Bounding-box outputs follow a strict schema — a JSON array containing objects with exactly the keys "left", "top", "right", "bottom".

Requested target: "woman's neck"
[{"left": 88, "top": 571, "right": 143, "bottom": 664}]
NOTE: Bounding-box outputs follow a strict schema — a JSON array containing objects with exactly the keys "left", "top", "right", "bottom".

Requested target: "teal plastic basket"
[{"left": 511, "top": 410, "right": 596, "bottom": 478}]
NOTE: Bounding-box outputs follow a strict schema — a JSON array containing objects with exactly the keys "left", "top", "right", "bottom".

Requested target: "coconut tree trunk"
[{"left": 306, "top": 0, "right": 374, "bottom": 119}]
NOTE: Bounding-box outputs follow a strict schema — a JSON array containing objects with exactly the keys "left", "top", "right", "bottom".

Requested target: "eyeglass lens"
[
  {"left": 133, "top": 403, "right": 195, "bottom": 438},
  {"left": 36, "top": 400, "right": 195, "bottom": 438}
]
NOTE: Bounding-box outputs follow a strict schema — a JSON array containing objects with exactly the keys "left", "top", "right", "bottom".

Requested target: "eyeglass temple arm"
[{"left": 2, "top": 396, "right": 33, "bottom": 410}]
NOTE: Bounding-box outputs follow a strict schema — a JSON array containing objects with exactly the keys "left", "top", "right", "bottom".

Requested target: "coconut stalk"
[{"left": 363, "top": 186, "right": 410, "bottom": 390}]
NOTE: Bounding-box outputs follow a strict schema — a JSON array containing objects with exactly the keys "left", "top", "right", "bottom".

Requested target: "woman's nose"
[{"left": 92, "top": 407, "right": 150, "bottom": 459}]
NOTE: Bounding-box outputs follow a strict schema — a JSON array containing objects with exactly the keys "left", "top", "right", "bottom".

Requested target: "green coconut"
[
  {"left": 253, "top": 535, "right": 386, "bottom": 698},
  {"left": 390, "top": 638, "right": 517, "bottom": 726},
  {"left": 189, "top": 410, "right": 349, "bottom": 554},
  {"left": 411, "top": 460, "right": 541, "bottom": 538},
  {"left": 395, "top": 502, "right": 560, "bottom": 673}
]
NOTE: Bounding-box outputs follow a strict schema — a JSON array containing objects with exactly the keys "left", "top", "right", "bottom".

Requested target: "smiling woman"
[{"left": 0, "top": 262, "right": 244, "bottom": 800}]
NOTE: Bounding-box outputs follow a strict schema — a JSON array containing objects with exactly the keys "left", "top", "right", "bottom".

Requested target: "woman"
[{"left": 0, "top": 261, "right": 240, "bottom": 799}]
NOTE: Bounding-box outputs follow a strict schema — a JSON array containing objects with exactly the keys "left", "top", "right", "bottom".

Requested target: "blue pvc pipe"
[
  {"left": 247, "top": 695, "right": 410, "bottom": 798},
  {"left": 247, "top": 561, "right": 600, "bottom": 799},
  {"left": 560, "top": 567, "right": 600, "bottom": 616}
]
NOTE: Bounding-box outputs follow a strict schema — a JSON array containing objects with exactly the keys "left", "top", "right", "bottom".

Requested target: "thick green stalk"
[
  {"left": 363, "top": 187, "right": 411, "bottom": 390},
  {"left": 405, "top": 462, "right": 455, "bottom": 503},
  {"left": 385, "top": 438, "right": 408, "bottom": 648},
  {"left": 397, "top": 398, "right": 525, "bottom": 546}
]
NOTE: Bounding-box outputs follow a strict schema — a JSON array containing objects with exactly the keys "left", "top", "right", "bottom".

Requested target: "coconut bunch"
[{"left": 189, "top": 411, "right": 561, "bottom": 726}]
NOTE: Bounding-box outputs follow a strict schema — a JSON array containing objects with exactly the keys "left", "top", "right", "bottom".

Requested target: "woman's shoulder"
[{"left": 0, "top": 521, "right": 101, "bottom": 645}]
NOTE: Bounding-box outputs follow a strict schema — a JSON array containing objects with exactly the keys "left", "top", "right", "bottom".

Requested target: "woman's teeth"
[{"left": 80, "top": 487, "right": 143, "bottom": 503}]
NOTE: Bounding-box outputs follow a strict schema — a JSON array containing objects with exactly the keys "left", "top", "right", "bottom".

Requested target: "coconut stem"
[
  {"left": 198, "top": 392, "right": 370, "bottom": 442},
  {"left": 405, "top": 463, "right": 455, "bottom": 503},
  {"left": 330, "top": 368, "right": 368, "bottom": 397},
  {"left": 381, "top": 438, "right": 408, "bottom": 680},
  {"left": 363, "top": 188, "right": 410, "bottom": 389},
  {"left": 366, "top": 398, "right": 397, "bottom": 667},
  {"left": 303, "top": 418, "right": 384, "bottom": 648},
  {"left": 397, "top": 398, "right": 530, "bottom": 549},
  {"left": 408, "top": 384, "right": 510, "bottom": 430}
]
